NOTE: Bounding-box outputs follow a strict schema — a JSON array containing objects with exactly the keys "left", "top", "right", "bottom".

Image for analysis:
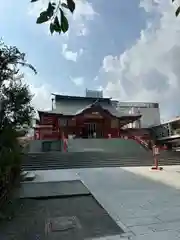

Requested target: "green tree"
[
  {"left": 31, "top": 0, "right": 75, "bottom": 35},
  {"left": 0, "top": 42, "right": 35, "bottom": 179},
  {"left": 0, "top": 42, "right": 36, "bottom": 131},
  {"left": 1, "top": 75, "right": 34, "bottom": 130}
]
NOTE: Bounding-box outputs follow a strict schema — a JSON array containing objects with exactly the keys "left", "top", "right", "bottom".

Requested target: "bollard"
[
  {"left": 151, "top": 145, "right": 163, "bottom": 170},
  {"left": 62, "top": 132, "right": 68, "bottom": 152},
  {"left": 64, "top": 138, "right": 68, "bottom": 152}
]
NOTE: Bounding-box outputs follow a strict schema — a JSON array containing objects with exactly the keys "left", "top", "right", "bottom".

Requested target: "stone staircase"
[
  {"left": 22, "top": 139, "right": 180, "bottom": 171},
  {"left": 22, "top": 151, "right": 152, "bottom": 171},
  {"left": 67, "top": 138, "right": 147, "bottom": 154}
]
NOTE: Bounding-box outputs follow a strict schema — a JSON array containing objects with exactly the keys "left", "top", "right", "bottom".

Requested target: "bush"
[{"left": 0, "top": 127, "right": 22, "bottom": 180}]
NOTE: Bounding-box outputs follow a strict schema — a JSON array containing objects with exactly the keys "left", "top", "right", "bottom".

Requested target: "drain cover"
[
  {"left": 45, "top": 216, "right": 83, "bottom": 239},
  {"left": 52, "top": 216, "right": 80, "bottom": 232},
  {"left": 45, "top": 216, "right": 82, "bottom": 232}
]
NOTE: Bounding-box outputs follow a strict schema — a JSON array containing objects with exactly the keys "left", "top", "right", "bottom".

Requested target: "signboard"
[
  {"left": 84, "top": 112, "right": 103, "bottom": 119},
  {"left": 42, "top": 116, "right": 54, "bottom": 124}
]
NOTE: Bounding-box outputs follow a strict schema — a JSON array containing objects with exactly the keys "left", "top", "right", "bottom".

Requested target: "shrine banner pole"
[
  {"left": 151, "top": 145, "right": 163, "bottom": 171},
  {"left": 62, "top": 132, "right": 68, "bottom": 152}
]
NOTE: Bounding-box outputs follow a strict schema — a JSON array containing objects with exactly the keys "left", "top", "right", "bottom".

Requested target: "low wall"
[
  {"left": 29, "top": 140, "right": 62, "bottom": 152},
  {"left": 16, "top": 180, "right": 90, "bottom": 198}
]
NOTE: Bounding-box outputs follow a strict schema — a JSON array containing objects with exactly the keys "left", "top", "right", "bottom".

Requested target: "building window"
[{"left": 153, "top": 103, "right": 159, "bottom": 108}]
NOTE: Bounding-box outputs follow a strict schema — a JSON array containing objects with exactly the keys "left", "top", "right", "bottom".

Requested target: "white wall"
[
  {"left": 118, "top": 105, "right": 161, "bottom": 128},
  {"left": 138, "top": 107, "right": 161, "bottom": 128}
]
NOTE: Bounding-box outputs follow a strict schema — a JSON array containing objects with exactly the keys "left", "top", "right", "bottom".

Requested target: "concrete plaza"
[{"left": 27, "top": 166, "right": 180, "bottom": 239}]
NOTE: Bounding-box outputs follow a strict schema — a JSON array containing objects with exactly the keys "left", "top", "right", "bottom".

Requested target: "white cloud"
[
  {"left": 94, "top": 76, "right": 98, "bottom": 81},
  {"left": 71, "top": 76, "right": 84, "bottom": 86},
  {"left": 70, "top": 0, "right": 97, "bottom": 36},
  {"left": 97, "top": 0, "right": 180, "bottom": 121},
  {"left": 23, "top": 72, "right": 55, "bottom": 114},
  {"left": 62, "top": 43, "right": 83, "bottom": 61},
  {"left": 30, "top": 83, "right": 52, "bottom": 111},
  {"left": 73, "top": 0, "right": 96, "bottom": 21}
]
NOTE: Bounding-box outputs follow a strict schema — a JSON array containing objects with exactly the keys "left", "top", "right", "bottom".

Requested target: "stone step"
[
  {"left": 22, "top": 138, "right": 180, "bottom": 171},
  {"left": 21, "top": 163, "right": 153, "bottom": 171},
  {"left": 22, "top": 159, "right": 153, "bottom": 164}
]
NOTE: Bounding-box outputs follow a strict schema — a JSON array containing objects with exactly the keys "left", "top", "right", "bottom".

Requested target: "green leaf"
[
  {"left": 175, "top": 6, "right": 180, "bottom": 16},
  {"left": 31, "top": 0, "right": 39, "bottom": 2},
  {"left": 50, "top": 23, "right": 55, "bottom": 35},
  {"left": 46, "top": 2, "right": 55, "bottom": 18},
  {"left": 36, "top": 11, "right": 49, "bottom": 24},
  {"left": 53, "top": 16, "right": 61, "bottom": 33},
  {"left": 36, "top": 2, "right": 55, "bottom": 24},
  {"left": 67, "top": 0, "right": 75, "bottom": 13},
  {"left": 61, "top": 3, "right": 69, "bottom": 9},
  {"left": 60, "top": 9, "right": 69, "bottom": 33}
]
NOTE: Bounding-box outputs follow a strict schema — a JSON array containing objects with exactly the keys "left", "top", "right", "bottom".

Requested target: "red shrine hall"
[{"left": 34, "top": 94, "right": 142, "bottom": 140}]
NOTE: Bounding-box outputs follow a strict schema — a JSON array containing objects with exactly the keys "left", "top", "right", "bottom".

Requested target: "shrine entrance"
[
  {"left": 85, "top": 122, "right": 96, "bottom": 138},
  {"left": 76, "top": 109, "right": 111, "bottom": 138},
  {"left": 82, "top": 121, "right": 104, "bottom": 138}
]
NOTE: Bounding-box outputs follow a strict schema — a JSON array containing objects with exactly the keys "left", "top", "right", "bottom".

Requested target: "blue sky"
[
  {"left": 1, "top": 0, "right": 180, "bottom": 120},
  {"left": 0, "top": 1, "right": 147, "bottom": 96}
]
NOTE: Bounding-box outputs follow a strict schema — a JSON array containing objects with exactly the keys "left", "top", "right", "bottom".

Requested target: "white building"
[
  {"left": 85, "top": 89, "right": 103, "bottom": 98},
  {"left": 113, "top": 101, "right": 161, "bottom": 128}
]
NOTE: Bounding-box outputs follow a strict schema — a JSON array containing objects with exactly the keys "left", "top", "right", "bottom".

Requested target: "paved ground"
[
  {"left": 27, "top": 166, "right": 180, "bottom": 239},
  {"left": 0, "top": 194, "right": 123, "bottom": 240}
]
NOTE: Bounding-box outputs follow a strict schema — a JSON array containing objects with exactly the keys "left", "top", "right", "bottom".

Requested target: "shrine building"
[{"left": 34, "top": 90, "right": 142, "bottom": 140}]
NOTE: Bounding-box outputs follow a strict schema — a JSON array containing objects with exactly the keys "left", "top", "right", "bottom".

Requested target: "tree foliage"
[
  {"left": 172, "top": 0, "right": 180, "bottom": 17},
  {"left": 0, "top": 42, "right": 35, "bottom": 178},
  {"left": 0, "top": 42, "right": 35, "bottom": 131},
  {"left": 1, "top": 76, "right": 34, "bottom": 129},
  {"left": 0, "top": 42, "right": 36, "bottom": 86},
  {"left": 31, "top": 0, "right": 75, "bottom": 35}
]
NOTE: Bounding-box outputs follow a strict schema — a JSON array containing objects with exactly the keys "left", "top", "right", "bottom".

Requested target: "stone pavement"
[{"left": 27, "top": 166, "right": 180, "bottom": 239}]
